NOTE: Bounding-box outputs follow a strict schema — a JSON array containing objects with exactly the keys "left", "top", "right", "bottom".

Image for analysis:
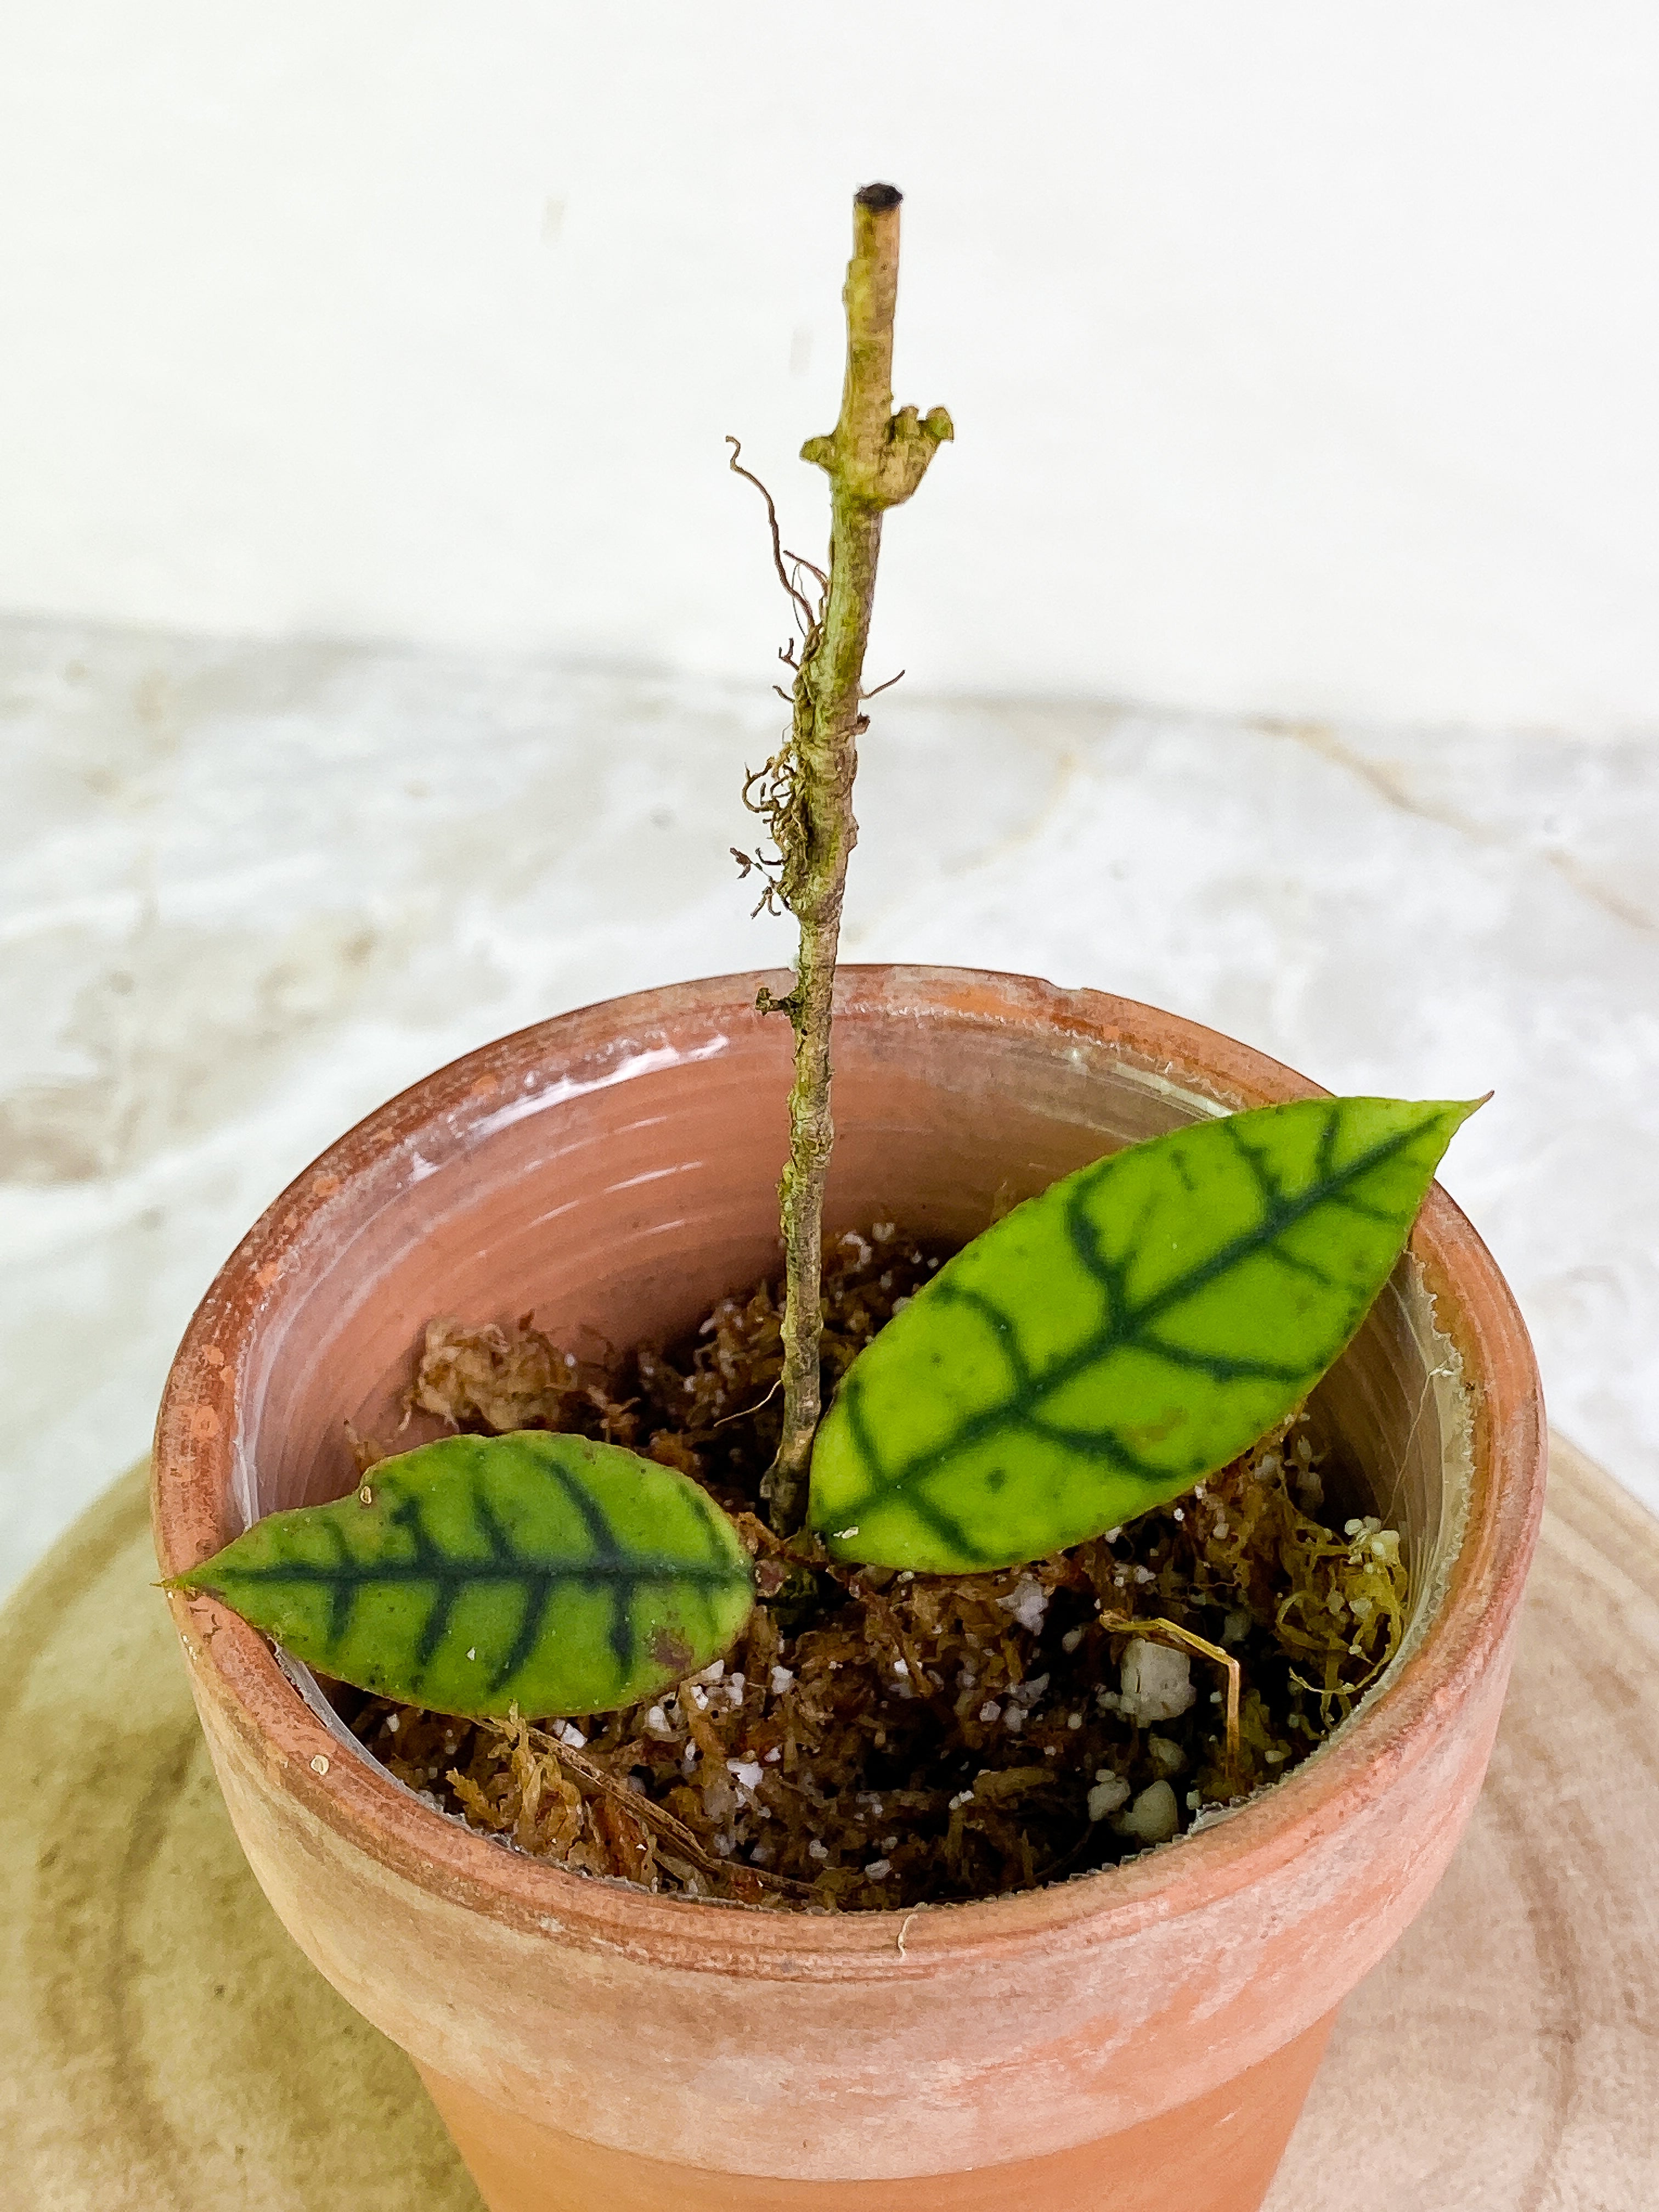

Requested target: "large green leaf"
[
  {"left": 173, "top": 1431, "right": 754, "bottom": 1718},
  {"left": 808, "top": 1096, "right": 1479, "bottom": 1572}
]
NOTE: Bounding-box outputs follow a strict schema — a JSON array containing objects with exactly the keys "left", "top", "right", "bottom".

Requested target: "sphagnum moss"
[{"left": 337, "top": 1226, "right": 1408, "bottom": 1912}]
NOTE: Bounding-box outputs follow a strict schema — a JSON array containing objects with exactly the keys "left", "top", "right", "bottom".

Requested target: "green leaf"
[
  {"left": 808, "top": 1096, "right": 1480, "bottom": 1573},
  {"left": 174, "top": 1431, "right": 754, "bottom": 1718}
]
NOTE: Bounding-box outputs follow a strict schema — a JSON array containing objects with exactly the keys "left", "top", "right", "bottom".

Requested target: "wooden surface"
[{"left": 3, "top": 1437, "right": 1654, "bottom": 2210}]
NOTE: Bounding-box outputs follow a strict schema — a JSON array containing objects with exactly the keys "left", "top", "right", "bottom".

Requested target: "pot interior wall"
[{"left": 233, "top": 994, "right": 1470, "bottom": 1658}]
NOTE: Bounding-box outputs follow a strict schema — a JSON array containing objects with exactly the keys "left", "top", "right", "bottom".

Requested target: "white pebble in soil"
[
  {"left": 1087, "top": 1773, "right": 1132, "bottom": 1822},
  {"left": 997, "top": 1575, "right": 1049, "bottom": 1634},
  {"left": 1147, "top": 1734, "right": 1186, "bottom": 1778},
  {"left": 1113, "top": 1779, "right": 1180, "bottom": 1844},
  {"left": 1117, "top": 1639, "right": 1197, "bottom": 1725}
]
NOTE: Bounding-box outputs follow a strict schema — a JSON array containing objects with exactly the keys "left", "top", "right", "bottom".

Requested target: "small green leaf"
[
  {"left": 174, "top": 1431, "right": 754, "bottom": 1717},
  {"left": 808, "top": 1096, "right": 1480, "bottom": 1573}
]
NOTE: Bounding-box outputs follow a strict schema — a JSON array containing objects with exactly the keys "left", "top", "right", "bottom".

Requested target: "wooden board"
[{"left": 3, "top": 1439, "right": 1654, "bottom": 2210}]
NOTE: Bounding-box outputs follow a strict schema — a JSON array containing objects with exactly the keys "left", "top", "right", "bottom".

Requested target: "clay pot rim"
[{"left": 153, "top": 965, "right": 1545, "bottom": 1980}]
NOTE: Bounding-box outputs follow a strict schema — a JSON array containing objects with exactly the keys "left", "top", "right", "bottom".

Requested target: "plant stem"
[{"left": 761, "top": 183, "right": 952, "bottom": 1536}]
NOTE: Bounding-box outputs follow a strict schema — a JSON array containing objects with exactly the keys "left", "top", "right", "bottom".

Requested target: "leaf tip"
[
  {"left": 161, "top": 1562, "right": 235, "bottom": 1611},
  {"left": 1433, "top": 1092, "right": 1491, "bottom": 1141}
]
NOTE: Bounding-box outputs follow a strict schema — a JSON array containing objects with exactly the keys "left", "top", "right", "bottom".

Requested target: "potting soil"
[{"left": 342, "top": 1226, "right": 1409, "bottom": 1911}]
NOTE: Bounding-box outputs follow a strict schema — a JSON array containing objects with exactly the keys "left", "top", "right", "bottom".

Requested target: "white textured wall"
[{"left": 4, "top": 3, "right": 1659, "bottom": 726}]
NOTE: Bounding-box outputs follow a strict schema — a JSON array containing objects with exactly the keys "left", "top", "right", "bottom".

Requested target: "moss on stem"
[{"left": 759, "top": 184, "right": 952, "bottom": 1536}]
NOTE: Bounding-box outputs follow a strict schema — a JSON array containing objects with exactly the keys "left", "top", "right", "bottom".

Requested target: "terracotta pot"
[{"left": 152, "top": 967, "right": 1544, "bottom": 2212}]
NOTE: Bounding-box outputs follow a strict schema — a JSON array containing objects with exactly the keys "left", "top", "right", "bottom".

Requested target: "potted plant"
[{"left": 151, "top": 188, "right": 1545, "bottom": 2212}]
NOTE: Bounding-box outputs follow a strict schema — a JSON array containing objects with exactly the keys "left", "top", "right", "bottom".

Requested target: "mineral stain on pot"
[{"left": 336, "top": 1223, "right": 1410, "bottom": 1911}]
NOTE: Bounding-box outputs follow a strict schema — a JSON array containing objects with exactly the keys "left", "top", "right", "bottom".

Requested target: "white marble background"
[{"left": 3, "top": 616, "right": 1655, "bottom": 1596}]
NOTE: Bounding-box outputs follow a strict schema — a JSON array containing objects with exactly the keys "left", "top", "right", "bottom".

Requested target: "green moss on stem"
[{"left": 758, "top": 185, "right": 952, "bottom": 1536}]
